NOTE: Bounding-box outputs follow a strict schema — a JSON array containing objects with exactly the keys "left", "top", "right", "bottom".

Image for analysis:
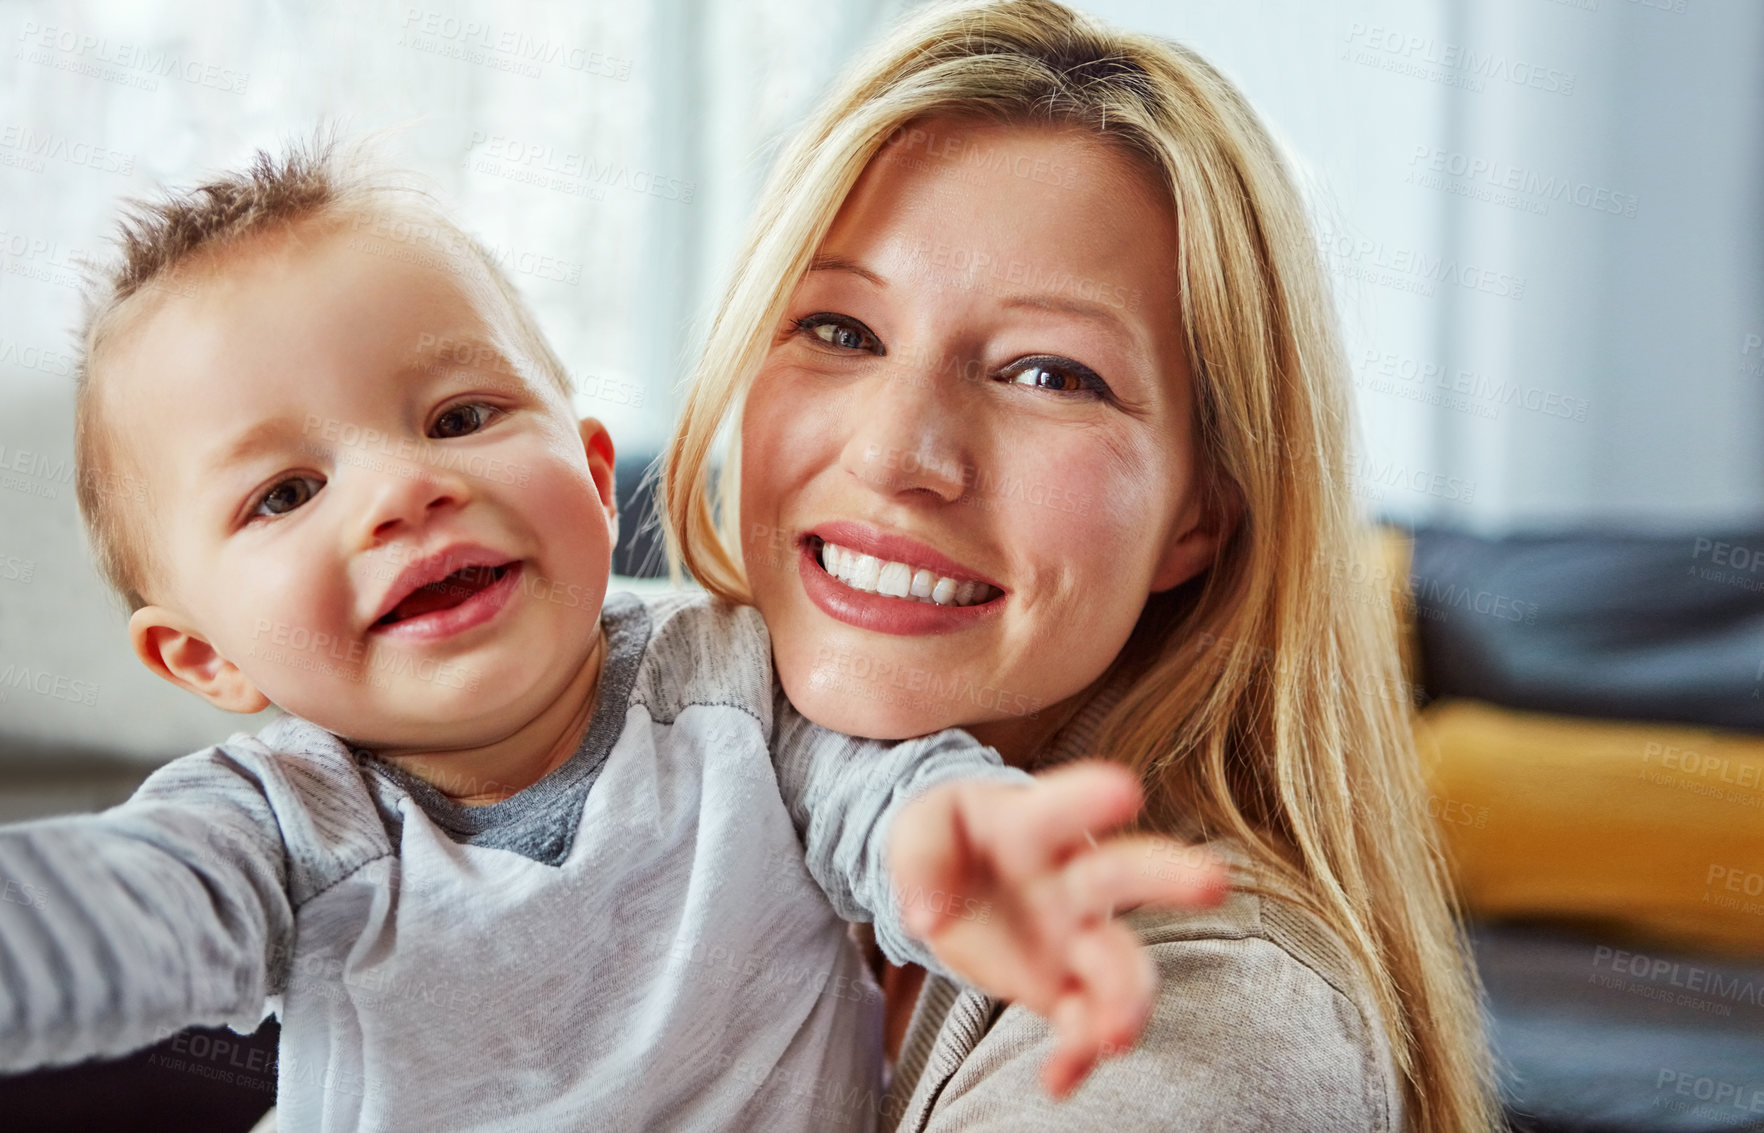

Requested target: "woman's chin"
[{"left": 779, "top": 666, "right": 965, "bottom": 742}]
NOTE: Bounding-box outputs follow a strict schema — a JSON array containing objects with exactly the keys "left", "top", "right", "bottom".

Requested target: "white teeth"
[
  {"left": 877, "top": 561, "right": 912, "bottom": 598},
  {"left": 816, "top": 540, "right": 997, "bottom": 607}
]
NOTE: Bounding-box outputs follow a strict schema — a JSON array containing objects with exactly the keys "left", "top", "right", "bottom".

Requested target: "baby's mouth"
[
  {"left": 374, "top": 563, "right": 516, "bottom": 628},
  {"left": 809, "top": 536, "right": 1001, "bottom": 607}
]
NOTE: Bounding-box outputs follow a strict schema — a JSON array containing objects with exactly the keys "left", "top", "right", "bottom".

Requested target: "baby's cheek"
[{"left": 529, "top": 465, "right": 613, "bottom": 544}]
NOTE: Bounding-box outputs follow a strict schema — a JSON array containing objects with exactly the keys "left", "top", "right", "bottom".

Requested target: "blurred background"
[{"left": 1, "top": 1, "right": 1760, "bottom": 1130}]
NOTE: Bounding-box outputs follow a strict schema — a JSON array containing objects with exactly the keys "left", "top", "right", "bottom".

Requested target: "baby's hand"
[{"left": 888, "top": 761, "right": 1229, "bottom": 1098}]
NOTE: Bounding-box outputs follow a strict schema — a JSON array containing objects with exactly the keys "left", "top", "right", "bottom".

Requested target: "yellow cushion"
[{"left": 1415, "top": 698, "right": 1764, "bottom": 959}]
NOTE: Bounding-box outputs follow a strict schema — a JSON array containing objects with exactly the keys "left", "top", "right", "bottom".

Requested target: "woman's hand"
[{"left": 887, "top": 761, "right": 1229, "bottom": 1098}]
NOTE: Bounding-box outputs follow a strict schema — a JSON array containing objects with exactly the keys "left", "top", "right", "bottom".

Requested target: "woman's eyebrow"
[
  {"left": 808, "top": 253, "right": 886, "bottom": 287},
  {"left": 1001, "top": 293, "right": 1133, "bottom": 346}
]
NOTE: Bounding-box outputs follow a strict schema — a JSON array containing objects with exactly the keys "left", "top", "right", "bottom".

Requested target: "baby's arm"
[
  {"left": 769, "top": 687, "right": 1031, "bottom": 968},
  {"left": 0, "top": 746, "right": 293, "bottom": 1070},
  {"left": 771, "top": 692, "right": 1227, "bottom": 1095}
]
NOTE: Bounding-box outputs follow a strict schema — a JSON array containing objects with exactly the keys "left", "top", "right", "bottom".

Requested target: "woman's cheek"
[
  {"left": 1001, "top": 438, "right": 1151, "bottom": 568},
  {"left": 741, "top": 370, "right": 826, "bottom": 548}
]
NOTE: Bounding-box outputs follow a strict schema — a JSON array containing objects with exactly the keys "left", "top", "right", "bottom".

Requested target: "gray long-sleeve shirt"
[{"left": 0, "top": 591, "right": 1029, "bottom": 1131}]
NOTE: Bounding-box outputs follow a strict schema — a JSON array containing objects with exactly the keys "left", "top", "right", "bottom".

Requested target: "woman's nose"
[{"left": 838, "top": 355, "right": 975, "bottom": 503}]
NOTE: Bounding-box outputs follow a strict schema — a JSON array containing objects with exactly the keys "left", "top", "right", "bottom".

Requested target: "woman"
[{"left": 663, "top": 0, "right": 1498, "bottom": 1128}]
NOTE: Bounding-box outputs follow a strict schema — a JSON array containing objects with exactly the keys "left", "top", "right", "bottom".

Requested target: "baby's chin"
[{"left": 252, "top": 675, "right": 515, "bottom": 749}]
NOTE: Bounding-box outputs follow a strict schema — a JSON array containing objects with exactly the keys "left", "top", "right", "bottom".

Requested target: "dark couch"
[{"left": 1403, "top": 525, "right": 1764, "bottom": 1132}]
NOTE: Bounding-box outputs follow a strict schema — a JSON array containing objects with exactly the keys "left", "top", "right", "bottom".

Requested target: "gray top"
[
  {"left": 882, "top": 678, "right": 1405, "bottom": 1132},
  {"left": 0, "top": 591, "right": 1028, "bottom": 1132}
]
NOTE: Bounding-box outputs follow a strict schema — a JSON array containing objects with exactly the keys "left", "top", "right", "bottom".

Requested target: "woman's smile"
[{"left": 795, "top": 520, "right": 1006, "bottom": 636}]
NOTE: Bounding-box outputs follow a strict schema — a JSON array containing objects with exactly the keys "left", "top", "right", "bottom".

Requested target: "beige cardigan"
[{"left": 880, "top": 682, "right": 1405, "bottom": 1133}]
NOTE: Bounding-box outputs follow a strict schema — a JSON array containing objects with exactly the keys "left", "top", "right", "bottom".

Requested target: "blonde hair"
[
  {"left": 74, "top": 134, "right": 572, "bottom": 612},
  {"left": 663, "top": 1, "right": 1497, "bottom": 1128}
]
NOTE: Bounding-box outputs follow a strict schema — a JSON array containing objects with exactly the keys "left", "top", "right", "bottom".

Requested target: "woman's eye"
[
  {"left": 432, "top": 403, "right": 495, "bottom": 438},
  {"left": 796, "top": 314, "right": 884, "bottom": 355},
  {"left": 1002, "top": 357, "right": 1110, "bottom": 397},
  {"left": 252, "top": 476, "right": 322, "bottom": 519}
]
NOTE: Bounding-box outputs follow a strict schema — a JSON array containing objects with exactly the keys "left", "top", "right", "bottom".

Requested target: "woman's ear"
[
  {"left": 578, "top": 416, "right": 619, "bottom": 545},
  {"left": 129, "top": 606, "right": 270, "bottom": 714},
  {"left": 1149, "top": 484, "right": 1241, "bottom": 594}
]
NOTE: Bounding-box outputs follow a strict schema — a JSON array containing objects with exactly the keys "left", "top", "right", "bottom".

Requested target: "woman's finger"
[
  {"left": 966, "top": 761, "right": 1145, "bottom": 880},
  {"left": 1058, "top": 835, "right": 1230, "bottom": 918}
]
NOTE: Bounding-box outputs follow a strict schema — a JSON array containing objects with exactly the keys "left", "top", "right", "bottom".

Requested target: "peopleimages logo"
[
  {"left": 1318, "top": 225, "right": 1525, "bottom": 301},
  {"left": 809, "top": 645, "right": 1042, "bottom": 720},
  {"left": 1689, "top": 538, "right": 1764, "bottom": 593},
  {"left": 0, "top": 664, "right": 99, "bottom": 707},
  {"left": 1357, "top": 349, "right": 1589, "bottom": 423},
  {"left": 15, "top": 21, "right": 249, "bottom": 93},
  {"left": 1343, "top": 23, "right": 1576, "bottom": 95},
  {"left": 301, "top": 414, "right": 533, "bottom": 488},
  {"left": 1590, "top": 944, "right": 1762, "bottom": 1012},
  {"left": 884, "top": 123, "right": 1080, "bottom": 189},
  {"left": 399, "top": 9, "right": 632, "bottom": 81},
  {"left": 467, "top": 132, "right": 695, "bottom": 204},
  {"left": 0, "top": 336, "right": 75, "bottom": 379},
  {"left": 1406, "top": 145, "right": 1638, "bottom": 218},
  {"left": 0, "top": 124, "right": 134, "bottom": 176},
  {"left": 906, "top": 238, "right": 1142, "bottom": 312}
]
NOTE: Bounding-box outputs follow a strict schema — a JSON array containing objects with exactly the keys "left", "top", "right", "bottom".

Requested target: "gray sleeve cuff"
[{"left": 770, "top": 687, "right": 1033, "bottom": 976}]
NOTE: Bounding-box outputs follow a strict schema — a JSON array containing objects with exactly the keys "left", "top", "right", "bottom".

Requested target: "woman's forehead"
[{"left": 826, "top": 118, "right": 1173, "bottom": 271}]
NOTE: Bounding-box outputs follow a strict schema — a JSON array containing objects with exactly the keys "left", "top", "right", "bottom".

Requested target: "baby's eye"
[
  {"left": 795, "top": 313, "right": 884, "bottom": 355},
  {"left": 1000, "top": 356, "right": 1110, "bottom": 398},
  {"left": 431, "top": 403, "right": 496, "bottom": 439},
  {"left": 252, "top": 475, "right": 322, "bottom": 519}
]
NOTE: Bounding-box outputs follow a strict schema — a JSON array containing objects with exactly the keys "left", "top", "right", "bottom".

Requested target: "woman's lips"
[
  {"left": 370, "top": 561, "right": 524, "bottom": 643},
  {"left": 798, "top": 540, "right": 1001, "bottom": 636}
]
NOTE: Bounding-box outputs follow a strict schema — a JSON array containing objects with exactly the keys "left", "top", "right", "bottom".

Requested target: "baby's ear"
[
  {"left": 129, "top": 606, "right": 270, "bottom": 714},
  {"left": 577, "top": 415, "right": 619, "bottom": 543}
]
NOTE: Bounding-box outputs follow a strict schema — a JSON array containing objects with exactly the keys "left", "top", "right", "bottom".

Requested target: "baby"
[{"left": 0, "top": 142, "right": 1221, "bottom": 1131}]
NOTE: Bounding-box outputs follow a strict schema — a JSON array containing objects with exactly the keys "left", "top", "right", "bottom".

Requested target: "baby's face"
[{"left": 107, "top": 222, "right": 616, "bottom": 749}]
